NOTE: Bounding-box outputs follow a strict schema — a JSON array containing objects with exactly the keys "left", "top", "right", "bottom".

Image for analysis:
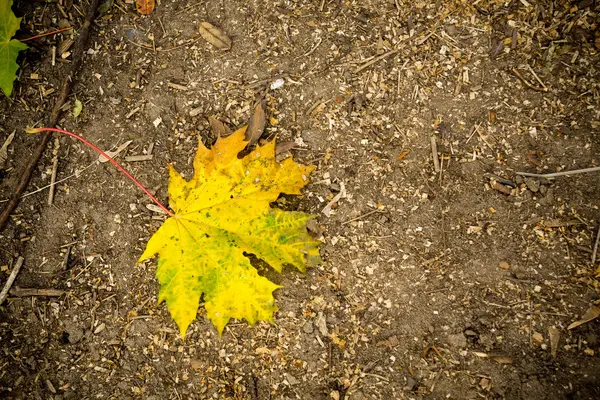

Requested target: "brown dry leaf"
[
  {"left": 567, "top": 305, "right": 600, "bottom": 330},
  {"left": 136, "top": 0, "right": 154, "bottom": 15},
  {"left": 548, "top": 326, "right": 560, "bottom": 357},
  {"left": 245, "top": 102, "right": 266, "bottom": 146},
  {"left": 208, "top": 116, "right": 231, "bottom": 138},
  {"left": 275, "top": 141, "right": 295, "bottom": 155},
  {"left": 199, "top": 22, "right": 232, "bottom": 50}
]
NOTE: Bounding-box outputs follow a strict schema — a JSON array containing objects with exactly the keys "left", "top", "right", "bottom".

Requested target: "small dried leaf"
[
  {"left": 548, "top": 326, "right": 560, "bottom": 357},
  {"left": 245, "top": 102, "right": 266, "bottom": 146},
  {"left": 136, "top": 0, "right": 154, "bottom": 15},
  {"left": 199, "top": 22, "right": 231, "bottom": 50},
  {"left": 567, "top": 305, "right": 600, "bottom": 330},
  {"left": 208, "top": 116, "right": 231, "bottom": 138},
  {"left": 275, "top": 141, "right": 295, "bottom": 155}
]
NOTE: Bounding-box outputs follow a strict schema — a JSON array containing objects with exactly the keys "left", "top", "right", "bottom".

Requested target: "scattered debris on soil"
[{"left": 1, "top": 0, "right": 600, "bottom": 399}]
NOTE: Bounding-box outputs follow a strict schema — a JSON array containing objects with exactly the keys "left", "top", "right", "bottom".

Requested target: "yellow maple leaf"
[{"left": 139, "top": 127, "right": 321, "bottom": 338}]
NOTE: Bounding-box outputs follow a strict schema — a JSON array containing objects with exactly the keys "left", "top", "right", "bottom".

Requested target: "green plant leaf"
[
  {"left": 0, "top": 0, "right": 27, "bottom": 97},
  {"left": 139, "top": 127, "right": 321, "bottom": 338},
  {"left": 72, "top": 98, "right": 83, "bottom": 118}
]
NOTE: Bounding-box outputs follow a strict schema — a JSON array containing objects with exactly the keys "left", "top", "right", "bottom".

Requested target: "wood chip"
[
  {"left": 199, "top": 22, "right": 232, "bottom": 50},
  {"left": 167, "top": 81, "right": 188, "bottom": 90},
  {"left": 124, "top": 155, "right": 153, "bottom": 162}
]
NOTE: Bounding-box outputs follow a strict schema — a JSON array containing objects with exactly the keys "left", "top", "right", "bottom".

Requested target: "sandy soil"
[{"left": 1, "top": 0, "right": 600, "bottom": 399}]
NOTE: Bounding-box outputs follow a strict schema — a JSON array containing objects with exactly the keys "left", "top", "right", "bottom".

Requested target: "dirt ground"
[{"left": 1, "top": 0, "right": 600, "bottom": 399}]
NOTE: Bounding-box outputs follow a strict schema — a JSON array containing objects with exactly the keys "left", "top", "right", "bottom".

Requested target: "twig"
[
  {"left": 47, "top": 138, "right": 59, "bottom": 205},
  {"left": 0, "top": 257, "right": 24, "bottom": 306},
  {"left": 0, "top": 0, "right": 100, "bottom": 231},
  {"left": 475, "top": 124, "right": 493, "bottom": 150},
  {"left": 526, "top": 64, "right": 548, "bottom": 90},
  {"left": 511, "top": 68, "right": 547, "bottom": 92},
  {"left": 431, "top": 136, "right": 440, "bottom": 172},
  {"left": 297, "top": 37, "right": 322, "bottom": 59},
  {"left": 9, "top": 287, "right": 64, "bottom": 297},
  {"left": 341, "top": 209, "right": 384, "bottom": 225},
  {"left": 21, "top": 162, "right": 95, "bottom": 199},
  {"left": 592, "top": 225, "right": 600, "bottom": 265},
  {"left": 354, "top": 49, "right": 399, "bottom": 74},
  {"left": 515, "top": 166, "right": 600, "bottom": 178}
]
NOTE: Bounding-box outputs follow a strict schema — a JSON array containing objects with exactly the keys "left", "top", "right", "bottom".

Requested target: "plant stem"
[{"left": 30, "top": 127, "right": 173, "bottom": 216}]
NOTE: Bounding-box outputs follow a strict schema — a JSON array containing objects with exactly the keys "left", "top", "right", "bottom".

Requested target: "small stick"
[
  {"left": 431, "top": 136, "right": 440, "bottom": 172},
  {"left": 9, "top": 288, "right": 65, "bottom": 297},
  {"left": 0, "top": 257, "right": 24, "bottom": 306},
  {"left": 48, "top": 138, "right": 60, "bottom": 205},
  {"left": 62, "top": 245, "right": 71, "bottom": 270},
  {"left": 355, "top": 49, "right": 399, "bottom": 74},
  {"left": 475, "top": 125, "right": 493, "bottom": 150},
  {"left": 526, "top": 64, "right": 547, "bottom": 90},
  {"left": 592, "top": 225, "right": 600, "bottom": 265},
  {"left": 511, "top": 68, "right": 547, "bottom": 92},
  {"left": 515, "top": 166, "right": 600, "bottom": 178},
  {"left": 341, "top": 209, "right": 384, "bottom": 225}
]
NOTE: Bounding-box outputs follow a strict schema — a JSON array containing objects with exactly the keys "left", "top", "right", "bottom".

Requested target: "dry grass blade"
[
  {"left": 567, "top": 305, "right": 600, "bottom": 330},
  {"left": 199, "top": 22, "right": 232, "bottom": 50},
  {"left": 208, "top": 116, "right": 232, "bottom": 137},
  {"left": 0, "top": 130, "right": 16, "bottom": 169},
  {"left": 245, "top": 102, "right": 266, "bottom": 146},
  {"left": 136, "top": 0, "right": 155, "bottom": 15}
]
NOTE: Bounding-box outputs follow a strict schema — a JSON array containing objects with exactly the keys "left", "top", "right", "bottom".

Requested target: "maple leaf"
[
  {"left": 139, "top": 127, "right": 321, "bottom": 337},
  {"left": 0, "top": 0, "right": 27, "bottom": 97}
]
